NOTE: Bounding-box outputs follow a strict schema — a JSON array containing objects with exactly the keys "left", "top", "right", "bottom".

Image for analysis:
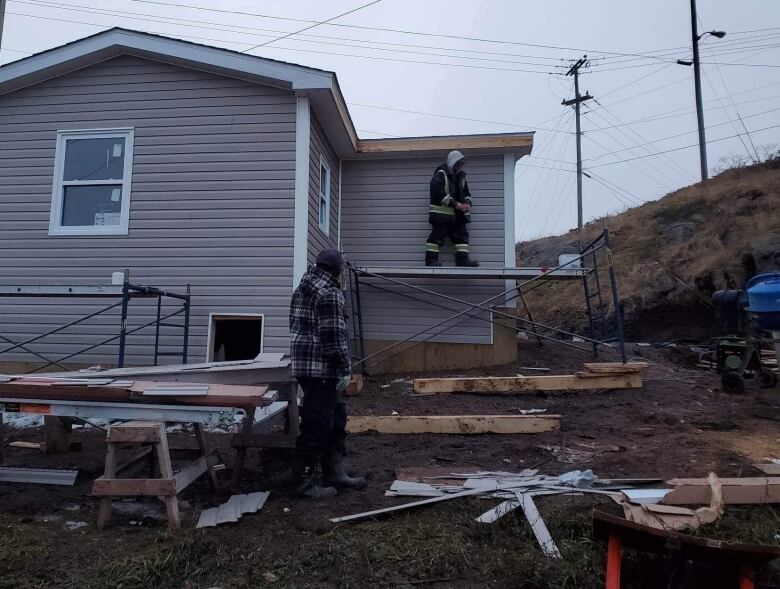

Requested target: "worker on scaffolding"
[
  {"left": 289, "top": 249, "right": 366, "bottom": 499},
  {"left": 425, "top": 150, "right": 479, "bottom": 267}
]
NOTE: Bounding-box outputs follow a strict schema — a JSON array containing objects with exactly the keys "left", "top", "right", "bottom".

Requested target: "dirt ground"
[{"left": 1, "top": 341, "right": 779, "bottom": 589}]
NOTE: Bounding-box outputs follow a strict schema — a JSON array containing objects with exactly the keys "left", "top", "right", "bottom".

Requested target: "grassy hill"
[{"left": 515, "top": 157, "right": 780, "bottom": 341}]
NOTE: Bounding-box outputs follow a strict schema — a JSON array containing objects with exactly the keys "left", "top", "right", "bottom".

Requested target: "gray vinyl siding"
[
  {"left": 0, "top": 55, "right": 296, "bottom": 366},
  {"left": 340, "top": 156, "right": 506, "bottom": 344},
  {"left": 307, "top": 112, "right": 339, "bottom": 263}
]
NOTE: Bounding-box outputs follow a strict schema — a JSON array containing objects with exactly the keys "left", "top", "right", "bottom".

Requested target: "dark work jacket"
[{"left": 429, "top": 164, "right": 472, "bottom": 225}]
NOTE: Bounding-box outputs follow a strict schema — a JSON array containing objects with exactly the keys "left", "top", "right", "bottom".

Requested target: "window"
[
  {"left": 207, "top": 313, "right": 264, "bottom": 362},
  {"left": 318, "top": 156, "right": 331, "bottom": 235},
  {"left": 49, "top": 128, "right": 134, "bottom": 236}
]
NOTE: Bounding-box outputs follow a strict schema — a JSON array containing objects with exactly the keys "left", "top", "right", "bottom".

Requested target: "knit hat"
[{"left": 316, "top": 248, "right": 345, "bottom": 275}]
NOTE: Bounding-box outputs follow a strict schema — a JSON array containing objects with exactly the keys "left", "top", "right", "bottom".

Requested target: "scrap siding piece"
[
  {"left": 196, "top": 491, "right": 270, "bottom": 528},
  {"left": 0, "top": 466, "right": 78, "bottom": 485},
  {"left": 412, "top": 373, "right": 642, "bottom": 394},
  {"left": 346, "top": 415, "right": 560, "bottom": 434},
  {"left": 514, "top": 491, "right": 562, "bottom": 559}
]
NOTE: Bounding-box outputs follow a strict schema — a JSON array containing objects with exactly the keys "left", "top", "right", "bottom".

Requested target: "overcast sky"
[{"left": 2, "top": 0, "right": 778, "bottom": 241}]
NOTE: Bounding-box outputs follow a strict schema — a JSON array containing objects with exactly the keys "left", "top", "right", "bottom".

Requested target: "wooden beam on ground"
[
  {"left": 413, "top": 373, "right": 641, "bottom": 394},
  {"left": 346, "top": 415, "right": 560, "bottom": 434},
  {"left": 582, "top": 362, "right": 648, "bottom": 373}
]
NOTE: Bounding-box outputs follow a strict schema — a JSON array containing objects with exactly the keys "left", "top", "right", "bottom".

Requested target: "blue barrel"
[{"left": 746, "top": 272, "right": 780, "bottom": 330}]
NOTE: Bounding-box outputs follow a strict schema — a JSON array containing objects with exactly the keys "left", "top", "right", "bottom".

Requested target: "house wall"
[
  {"left": 306, "top": 112, "right": 339, "bottom": 264},
  {"left": 340, "top": 155, "right": 506, "bottom": 345},
  {"left": 0, "top": 55, "right": 297, "bottom": 366}
]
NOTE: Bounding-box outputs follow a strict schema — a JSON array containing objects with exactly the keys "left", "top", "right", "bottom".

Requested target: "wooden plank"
[
  {"left": 356, "top": 133, "right": 533, "bottom": 154},
  {"left": 346, "top": 415, "right": 560, "bottom": 434},
  {"left": 107, "top": 421, "right": 163, "bottom": 443},
  {"left": 0, "top": 379, "right": 268, "bottom": 407},
  {"left": 92, "top": 477, "right": 176, "bottom": 496},
  {"left": 515, "top": 491, "right": 562, "bottom": 558},
  {"left": 413, "top": 373, "right": 641, "bottom": 394},
  {"left": 662, "top": 477, "right": 780, "bottom": 505},
  {"left": 173, "top": 452, "right": 216, "bottom": 492},
  {"left": 582, "top": 362, "right": 648, "bottom": 373}
]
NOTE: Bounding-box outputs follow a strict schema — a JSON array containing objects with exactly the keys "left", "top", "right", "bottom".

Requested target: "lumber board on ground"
[
  {"left": 413, "top": 373, "right": 641, "bottom": 394},
  {"left": 346, "top": 415, "right": 560, "bottom": 434},
  {"left": 515, "top": 491, "right": 562, "bottom": 558},
  {"left": 582, "top": 362, "right": 648, "bottom": 373}
]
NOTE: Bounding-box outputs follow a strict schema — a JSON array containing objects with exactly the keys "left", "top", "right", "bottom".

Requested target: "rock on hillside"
[{"left": 516, "top": 158, "right": 780, "bottom": 342}]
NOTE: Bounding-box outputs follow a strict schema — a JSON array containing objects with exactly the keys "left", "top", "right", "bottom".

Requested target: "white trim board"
[
  {"left": 503, "top": 154, "right": 517, "bottom": 303},
  {"left": 293, "top": 96, "right": 311, "bottom": 287},
  {"left": 206, "top": 312, "right": 265, "bottom": 362}
]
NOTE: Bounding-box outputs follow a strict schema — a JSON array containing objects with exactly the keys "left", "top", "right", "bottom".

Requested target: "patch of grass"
[{"left": 2, "top": 501, "right": 779, "bottom": 589}]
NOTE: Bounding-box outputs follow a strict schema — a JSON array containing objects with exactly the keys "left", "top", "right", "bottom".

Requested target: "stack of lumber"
[
  {"left": 0, "top": 376, "right": 270, "bottom": 407},
  {"left": 413, "top": 362, "right": 646, "bottom": 395}
]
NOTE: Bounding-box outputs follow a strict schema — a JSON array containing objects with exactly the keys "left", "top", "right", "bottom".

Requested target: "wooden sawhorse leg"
[{"left": 193, "top": 423, "right": 218, "bottom": 492}]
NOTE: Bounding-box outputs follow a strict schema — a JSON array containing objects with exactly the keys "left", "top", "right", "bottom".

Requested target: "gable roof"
[{"left": 0, "top": 28, "right": 533, "bottom": 159}]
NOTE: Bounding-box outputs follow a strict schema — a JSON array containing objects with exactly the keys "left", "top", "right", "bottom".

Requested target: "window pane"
[
  {"left": 63, "top": 137, "right": 126, "bottom": 181},
  {"left": 320, "top": 164, "right": 329, "bottom": 196},
  {"left": 61, "top": 185, "right": 122, "bottom": 227},
  {"left": 319, "top": 195, "right": 328, "bottom": 228}
]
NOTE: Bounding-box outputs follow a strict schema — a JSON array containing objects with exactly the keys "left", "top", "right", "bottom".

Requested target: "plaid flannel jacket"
[{"left": 289, "top": 266, "right": 352, "bottom": 379}]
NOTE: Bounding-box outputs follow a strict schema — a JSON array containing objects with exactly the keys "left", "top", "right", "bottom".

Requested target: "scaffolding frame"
[
  {"left": 346, "top": 228, "right": 627, "bottom": 373},
  {"left": 0, "top": 269, "right": 191, "bottom": 372}
]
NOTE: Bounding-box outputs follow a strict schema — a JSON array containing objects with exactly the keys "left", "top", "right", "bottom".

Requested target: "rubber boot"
[
  {"left": 425, "top": 251, "right": 442, "bottom": 267},
  {"left": 455, "top": 252, "right": 480, "bottom": 267},
  {"left": 322, "top": 448, "right": 366, "bottom": 489},
  {"left": 291, "top": 456, "right": 338, "bottom": 499}
]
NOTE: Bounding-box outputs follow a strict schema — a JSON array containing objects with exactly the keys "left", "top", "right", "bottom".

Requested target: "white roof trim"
[{"left": 0, "top": 28, "right": 334, "bottom": 92}]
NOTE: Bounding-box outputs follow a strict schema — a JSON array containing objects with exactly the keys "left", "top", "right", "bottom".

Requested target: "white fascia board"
[
  {"left": 293, "top": 96, "right": 311, "bottom": 287},
  {"left": 0, "top": 29, "right": 334, "bottom": 92}
]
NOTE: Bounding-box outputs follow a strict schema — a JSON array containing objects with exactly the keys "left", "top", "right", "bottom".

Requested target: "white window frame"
[
  {"left": 206, "top": 312, "right": 265, "bottom": 362},
  {"left": 49, "top": 128, "right": 135, "bottom": 236},
  {"left": 318, "top": 155, "right": 331, "bottom": 236}
]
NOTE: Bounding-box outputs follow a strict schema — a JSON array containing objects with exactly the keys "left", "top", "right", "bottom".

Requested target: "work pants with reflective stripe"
[{"left": 426, "top": 221, "right": 469, "bottom": 253}]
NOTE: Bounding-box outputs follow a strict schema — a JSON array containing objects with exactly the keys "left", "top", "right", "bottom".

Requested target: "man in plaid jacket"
[{"left": 289, "top": 249, "right": 366, "bottom": 499}]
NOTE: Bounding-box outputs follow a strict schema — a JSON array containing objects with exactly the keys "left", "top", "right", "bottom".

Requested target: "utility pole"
[
  {"left": 562, "top": 56, "right": 592, "bottom": 230},
  {"left": 689, "top": 0, "right": 707, "bottom": 181}
]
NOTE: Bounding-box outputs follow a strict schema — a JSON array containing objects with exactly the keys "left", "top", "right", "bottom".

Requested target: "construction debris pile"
[{"left": 332, "top": 468, "right": 780, "bottom": 560}]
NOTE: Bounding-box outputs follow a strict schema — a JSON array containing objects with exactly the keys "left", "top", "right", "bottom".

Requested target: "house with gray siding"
[{"left": 0, "top": 28, "right": 533, "bottom": 372}]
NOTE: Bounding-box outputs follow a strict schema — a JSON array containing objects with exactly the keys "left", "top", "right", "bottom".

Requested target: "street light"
[{"left": 680, "top": 0, "right": 727, "bottom": 181}]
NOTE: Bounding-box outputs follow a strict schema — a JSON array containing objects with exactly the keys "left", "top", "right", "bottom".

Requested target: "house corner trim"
[
  {"left": 293, "top": 95, "right": 311, "bottom": 287},
  {"left": 503, "top": 154, "right": 517, "bottom": 302}
]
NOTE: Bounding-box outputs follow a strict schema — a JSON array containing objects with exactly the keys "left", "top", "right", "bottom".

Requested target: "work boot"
[
  {"left": 455, "top": 252, "right": 480, "bottom": 267},
  {"left": 291, "top": 456, "right": 338, "bottom": 499},
  {"left": 425, "top": 251, "right": 442, "bottom": 267},
  {"left": 322, "top": 448, "right": 367, "bottom": 489}
]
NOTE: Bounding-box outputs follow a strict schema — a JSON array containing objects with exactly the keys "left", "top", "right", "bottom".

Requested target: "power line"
[
  {"left": 5, "top": 10, "right": 563, "bottom": 74},
  {"left": 585, "top": 105, "right": 780, "bottom": 161},
  {"left": 121, "top": 0, "right": 779, "bottom": 62},
  {"left": 242, "top": 0, "right": 381, "bottom": 53},
  {"left": 589, "top": 123, "right": 780, "bottom": 169}
]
